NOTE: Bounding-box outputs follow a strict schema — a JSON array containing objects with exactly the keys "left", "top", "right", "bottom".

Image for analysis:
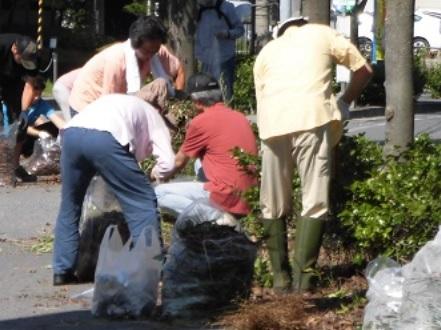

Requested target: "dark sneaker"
[{"left": 15, "top": 166, "right": 37, "bottom": 182}]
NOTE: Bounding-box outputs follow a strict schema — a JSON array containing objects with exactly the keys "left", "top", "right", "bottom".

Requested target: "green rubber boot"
[
  {"left": 262, "top": 218, "right": 292, "bottom": 292},
  {"left": 292, "top": 217, "right": 325, "bottom": 292}
]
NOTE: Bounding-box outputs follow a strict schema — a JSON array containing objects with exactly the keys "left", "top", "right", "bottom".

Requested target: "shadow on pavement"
[{"left": 0, "top": 310, "right": 212, "bottom": 330}]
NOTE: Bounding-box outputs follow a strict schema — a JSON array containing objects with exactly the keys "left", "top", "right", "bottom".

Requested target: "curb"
[
  {"left": 43, "top": 96, "right": 441, "bottom": 119},
  {"left": 351, "top": 99, "right": 441, "bottom": 119}
]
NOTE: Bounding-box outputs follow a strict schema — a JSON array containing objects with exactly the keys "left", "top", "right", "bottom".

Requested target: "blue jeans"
[
  {"left": 219, "top": 56, "right": 235, "bottom": 102},
  {"left": 201, "top": 56, "right": 236, "bottom": 102},
  {"left": 154, "top": 181, "right": 220, "bottom": 220},
  {"left": 53, "top": 127, "right": 159, "bottom": 274}
]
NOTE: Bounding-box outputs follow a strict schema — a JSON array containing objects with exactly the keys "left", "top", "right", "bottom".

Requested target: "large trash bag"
[
  {"left": 362, "top": 256, "right": 404, "bottom": 330},
  {"left": 22, "top": 137, "right": 61, "bottom": 176},
  {"left": 363, "top": 226, "right": 441, "bottom": 330},
  {"left": 75, "top": 175, "right": 130, "bottom": 282},
  {"left": 92, "top": 225, "right": 162, "bottom": 318},
  {"left": 161, "top": 200, "right": 257, "bottom": 318},
  {"left": 0, "top": 123, "right": 17, "bottom": 187},
  {"left": 398, "top": 227, "right": 441, "bottom": 329}
]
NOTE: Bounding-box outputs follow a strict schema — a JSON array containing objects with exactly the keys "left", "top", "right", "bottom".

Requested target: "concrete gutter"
[{"left": 351, "top": 96, "right": 441, "bottom": 119}]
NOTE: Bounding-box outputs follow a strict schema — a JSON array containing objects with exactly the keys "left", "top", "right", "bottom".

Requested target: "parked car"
[{"left": 357, "top": 8, "right": 441, "bottom": 58}]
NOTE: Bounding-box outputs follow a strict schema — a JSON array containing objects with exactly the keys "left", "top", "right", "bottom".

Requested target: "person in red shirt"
[{"left": 154, "top": 73, "right": 257, "bottom": 220}]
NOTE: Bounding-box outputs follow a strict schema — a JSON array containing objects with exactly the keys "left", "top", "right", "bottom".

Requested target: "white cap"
[{"left": 272, "top": 16, "right": 309, "bottom": 39}]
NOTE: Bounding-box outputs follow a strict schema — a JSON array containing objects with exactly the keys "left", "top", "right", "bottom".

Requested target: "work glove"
[
  {"left": 38, "top": 131, "right": 51, "bottom": 139},
  {"left": 215, "top": 30, "right": 230, "bottom": 39},
  {"left": 337, "top": 97, "right": 351, "bottom": 122}
]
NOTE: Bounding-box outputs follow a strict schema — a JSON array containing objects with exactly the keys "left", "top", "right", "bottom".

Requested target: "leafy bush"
[
  {"left": 234, "top": 130, "right": 441, "bottom": 269},
  {"left": 424, "top": 63, "right": 441, "bottom": 98},
  {"left": 232, "top": 55, "right": 256, "bottom": 114},
  {"left": 358, "top": 58, "right": 427, "bottom": 106},
  {"left": 339, "top": 134, "right": 441, "bottom": 264}
]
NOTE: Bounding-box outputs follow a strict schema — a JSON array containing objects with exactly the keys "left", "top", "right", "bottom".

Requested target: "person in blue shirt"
[
  {"left": 195, "top": 0, "right": 244, "bottom": 102},
  {"left": 15, "top": 75, "right": 65, "bottom": 180}
]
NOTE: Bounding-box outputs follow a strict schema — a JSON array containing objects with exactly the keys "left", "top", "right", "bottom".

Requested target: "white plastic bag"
[
  {"left": 92, "top": 225, "right": 162, "bottom": 318},
  {"left": 397, "top": 227, "right": 441, "bottom": 329},
  {"left": 362, "top": 256, "right": 404, "bottom": 330},
  {"left": 22, "top": 136, "right": 61, "bottom": 175}
]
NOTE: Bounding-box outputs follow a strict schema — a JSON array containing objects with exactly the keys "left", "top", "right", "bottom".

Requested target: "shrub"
[
  {"left": 235, "top": 131, "right": 441, "bottom": 268},
  {"left": 339, "top": 134, "right": 441, "bottom": 264},
  {"left": 232, "top": 55, "right": 256, "bottom": 114},
  {"left": 424, "top": 63, "right": 441, "bottom": 99},
  {"left": 358, "top": 57, "right": 427, "bottom": 106}
]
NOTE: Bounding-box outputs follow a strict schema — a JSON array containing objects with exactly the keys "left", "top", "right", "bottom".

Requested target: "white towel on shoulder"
[{"left": 124, "top": 39, "right": 141, "bottom": 93}]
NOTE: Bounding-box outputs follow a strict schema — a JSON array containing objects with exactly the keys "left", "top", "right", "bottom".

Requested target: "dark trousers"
[{"left": 52, "top": 127, "right": 159, "bottom": 274}]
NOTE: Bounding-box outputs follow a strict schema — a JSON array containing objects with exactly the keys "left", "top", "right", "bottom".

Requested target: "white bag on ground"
[
  {"left": 92, "top": 225, "right": 162, "bottom": 318},
  {"left": 363, "top": 226, "right": 441, "bottom": 330},
  {"left": 22, "top": 137, "right": 61, "bottom": 175},
  {"left": 362, "top": 256, "right": 403, "bottom": 330},
  {"left": 397, "top": 227, "right": 441, "bottom": 329}
]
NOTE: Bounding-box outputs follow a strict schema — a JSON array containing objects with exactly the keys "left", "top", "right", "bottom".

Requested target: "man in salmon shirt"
[
  {"left": 68, "top": 16, "right": 185, "bottom": 117},
  {"left": 154, "top": 73, "right": 257, "bottom": 222}
]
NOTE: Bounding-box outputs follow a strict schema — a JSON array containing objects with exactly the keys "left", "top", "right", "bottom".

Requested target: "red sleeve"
[{"left": 180, "top": 119, "right": 207, "bottom": 158}]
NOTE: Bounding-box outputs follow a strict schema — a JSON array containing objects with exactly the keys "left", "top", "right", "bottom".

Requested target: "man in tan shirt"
[{"left": 254, "top": 17, "right": 373, "bottom": 292}]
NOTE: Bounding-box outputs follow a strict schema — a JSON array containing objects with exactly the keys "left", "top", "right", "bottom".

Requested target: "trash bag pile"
[
  {"left": 92, "top": 225, "right": 162, "bottom": 318},
  {"left": 22, "top": 137, "right": 61, "bottom": 176},
  {"left": 363, "top": 226, "right": 441, "bottom": 329},
  {"left": 162, "top": 201, "right": 257, "bottom": 318},
  {"left": 0, "top": 124, "right": 17, "bottom": 186},
  {"left": 75, "top": 175, "right": 129, "bottom": 282}
]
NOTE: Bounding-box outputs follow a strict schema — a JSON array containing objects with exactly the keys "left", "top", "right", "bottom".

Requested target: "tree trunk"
[
  {"left": 255, "top": 0, "right": 269, "bottom": 36},
  {"left": 301, "top": 0, "right": 330, "bottom": 25},
  {"left": 167, "top": 0, "right": 197, "bottom": 80},
  {"left": 383, "top": 0, "right": 415, "bottom": 157}
]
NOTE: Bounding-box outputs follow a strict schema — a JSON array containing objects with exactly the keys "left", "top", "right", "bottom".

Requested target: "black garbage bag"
[
  {"left": 75, "top": 175, "right": 130, "bottom": 282},
  {"left": 162, "top": 201, "right": 257, "bottom": 318},
  {"left": 0, "top": 123, "right": 17, "bottom": 187}
]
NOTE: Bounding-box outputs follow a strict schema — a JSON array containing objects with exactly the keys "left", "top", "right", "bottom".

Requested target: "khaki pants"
[{"left": 260, "top": 123, "right": 332, "bottom": 219}]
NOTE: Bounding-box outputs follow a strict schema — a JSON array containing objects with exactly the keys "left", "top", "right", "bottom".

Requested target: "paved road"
[{"left": 347, "top": 113, "right": 441, "bottom": 142}]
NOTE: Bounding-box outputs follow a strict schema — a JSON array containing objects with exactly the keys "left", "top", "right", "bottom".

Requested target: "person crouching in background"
[{"left": 15, "top": 75, "right": 65, "bottom": 181}]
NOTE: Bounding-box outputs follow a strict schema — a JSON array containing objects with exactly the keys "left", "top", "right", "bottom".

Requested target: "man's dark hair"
[
  {"left": 129, "top": 16, "right": 167, "bottom": 48},
  {"left": 186, "top": 73, "right": 223, "bottom": 106},
  {"left": 24, "top": 75, "right": 46, "bottom": 91}
]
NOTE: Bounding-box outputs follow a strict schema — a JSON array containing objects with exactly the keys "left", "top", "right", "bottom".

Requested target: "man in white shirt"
[{"left": 52, "top": 86, "right": 175, "bottom": 286}]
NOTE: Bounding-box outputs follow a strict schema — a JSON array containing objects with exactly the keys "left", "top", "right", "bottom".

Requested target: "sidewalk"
[{"left": 0, "top": 184, "right": 214, "bottom": 330}]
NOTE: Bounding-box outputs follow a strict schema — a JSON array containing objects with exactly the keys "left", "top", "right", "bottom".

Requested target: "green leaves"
[
  {"left": 339, "top": 134, "right": 441, "bottom": 263},
  {"left": 231, "top": 55, "right": 256, "bottom": 114}
]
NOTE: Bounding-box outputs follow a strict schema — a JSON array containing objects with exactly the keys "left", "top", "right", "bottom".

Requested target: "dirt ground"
[{"left": 218, "top": 274, "right": 367, "bottom": 330}]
